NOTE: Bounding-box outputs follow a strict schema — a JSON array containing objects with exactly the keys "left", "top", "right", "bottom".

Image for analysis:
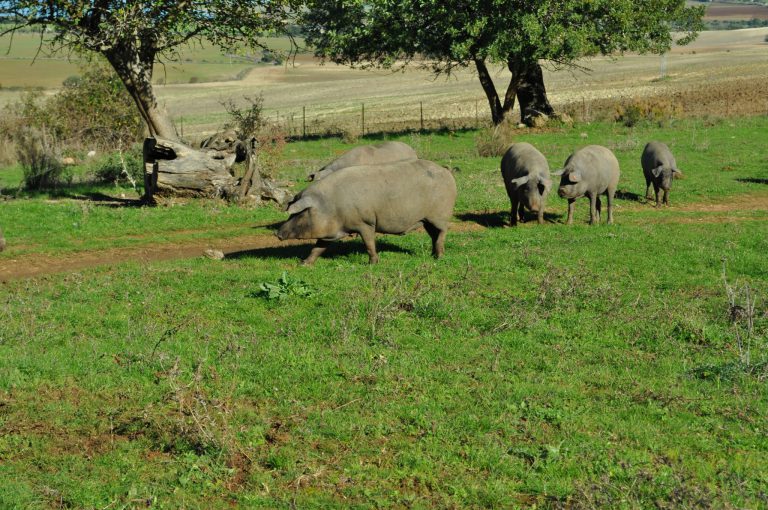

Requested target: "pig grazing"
[
  {"left": 554, "top": 145, "right": 620, "bottom": 225},
  {"left": 308, "top": 141, "right": 417, "bottom": 181},
  {"left": 641, "top": 141, "right": 682, "bottom": 207},
  {"left": 500, "top": 142, "right": 552, "bottom": 226},
  {"left": 278, "top": 160, "right": 456, "bottom": 265}
]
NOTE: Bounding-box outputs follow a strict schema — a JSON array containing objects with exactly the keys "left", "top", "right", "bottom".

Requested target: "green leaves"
[{"left": 256, "top": 272, "right": 315, "bottom": 300}]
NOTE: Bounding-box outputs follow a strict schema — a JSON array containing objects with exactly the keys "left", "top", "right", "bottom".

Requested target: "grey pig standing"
[
  {"left": 500, "top": 142, "right": 552, "bottom": 226},
  {"left": 278, "top": 160, "right": 456, "bottom": 265},
  {"left": 641, "top": 141, "right": 682, "bottom": 207},
  {"left": 308, "top": 141, "right": 418, "bottom": 181},
  {"left": 554, "top": 145, "right": 620, "bottom": 225}
]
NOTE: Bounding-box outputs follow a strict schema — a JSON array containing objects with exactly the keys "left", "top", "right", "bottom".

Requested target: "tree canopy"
[
  {"left": 304, "top": 0, "right": 705, "bottom": 124},
  {"left": 0, "top": 0, "right": 302, "bottom": 139}
]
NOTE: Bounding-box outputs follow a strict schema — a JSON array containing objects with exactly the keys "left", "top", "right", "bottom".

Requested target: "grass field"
[{"left": 1, "top": 116, "right": 767, "bottom": 508}]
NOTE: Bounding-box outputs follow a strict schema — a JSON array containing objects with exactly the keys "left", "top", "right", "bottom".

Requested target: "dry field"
[
  {"left": 703, "top": 2, "right": 768, "bottom": 20},
  {"left": 153, "top": 28, "right": 768, "bottom": 137}
]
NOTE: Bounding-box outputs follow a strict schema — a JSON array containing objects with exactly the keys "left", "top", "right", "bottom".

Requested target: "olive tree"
[
  {"left": 0, "top": 0, "right": 301, "bottom": 140},
  {"left": 303, "top": 0, "right": 704, "bottom": 125}
]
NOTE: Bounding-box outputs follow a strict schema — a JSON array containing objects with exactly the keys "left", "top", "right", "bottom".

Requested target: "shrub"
[
  {"left": 475, "top": 120, "right": 518, "bottom": 157},
  {"left": 614, "top": 98, "right": 682, "bottom": 127},
  {"left": 1, "top": 60, "right": 143, "bottom": 162},
  {"left": 15, "top": 127, "right": 71, "bottom": 190},
  {"left": 91, "top": 146, "right": 144, "bottom": 189}
]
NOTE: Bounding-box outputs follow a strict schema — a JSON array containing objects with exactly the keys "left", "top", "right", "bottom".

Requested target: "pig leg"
[
  {"left": 588, "top": 193, "right": 598, "bottom": 225},
  {"left": 653, "top": 184, "right": 661, "bottom": 208},
  {"left": 566, "top": 198, "right": 576, "bottom": 225},
  {"left": 303, "top": 240, "right": 331, "bottom": 266},
  {"left": 424, "top": 221, "right": 447, "bottom": 259},
  {"left": 595, "top": 196, "right": 602, "bottom": 224},
  {"left": 358, "top": 225, "right": 379, "bottom": 264},
  {"left": 518, "top": 201, "right": 526, "bottom": 223},
  {"left": 645, "top": 177, "right": 653, "bottom": 201},
  {"left": 509, "top": 195, "right": 519, "bottom": 227},
  {"left": 662, "top": 189, "right": 670, "bottom": 206},
  {"left": 606, "top": 188, "right": 615, "bottom": 225},
  {"left": 537, "top": 197, "right": 546, "bottom": 225}
]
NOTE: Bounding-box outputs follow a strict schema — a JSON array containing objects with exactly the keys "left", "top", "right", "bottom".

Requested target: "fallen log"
[{"left": 143, "top": 137, "right": 237, "bottom": 201}]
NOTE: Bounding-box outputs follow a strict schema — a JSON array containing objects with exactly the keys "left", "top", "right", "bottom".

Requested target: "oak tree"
[{"left": 303, "top": 0, "right": 704, "bottom": 125}]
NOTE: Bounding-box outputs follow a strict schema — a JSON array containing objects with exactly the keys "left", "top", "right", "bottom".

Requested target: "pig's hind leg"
[{"left": 423, "top": 221, "right": 447, "bottom": 259}]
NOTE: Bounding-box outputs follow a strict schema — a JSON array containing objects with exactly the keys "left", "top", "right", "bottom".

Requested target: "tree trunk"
[
  {"left": 105, "top": 48, "right": 178, "bottom": 141},
  {"left": 515, "top": 63, "right": 554, "bottom": 126},
  {"left": 474, "top": 59, "right": 505, "bottom": 125},
  {"left": 475, "top": 58, "right": 524, "bottom": 126},
  {"left": 143, "top": 138, "right": 237, "bottom": 198}
]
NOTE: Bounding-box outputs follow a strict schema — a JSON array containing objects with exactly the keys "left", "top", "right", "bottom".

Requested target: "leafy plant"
[{"left": 256, "top": 272, "right": 315, "bottom": 300}]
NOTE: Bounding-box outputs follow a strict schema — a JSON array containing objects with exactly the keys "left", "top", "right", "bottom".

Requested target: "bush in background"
[
  {"left": 614, "top": 98, "right": 682, "bottom": 127},
  {"left": 15, "top": 127, "right": 71, "bottom": 190},
  {"left": 91, "top": 146, "right": 144, "bottom": 189},
  {"left": 475, "top": 120, "right": 517, "bottom": 157},
  {"left": 0, "top": 60, "right": 144, "bottom": 176}
]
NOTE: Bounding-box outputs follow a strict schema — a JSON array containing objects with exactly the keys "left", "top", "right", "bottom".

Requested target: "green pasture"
[{"left": 1, "top": 117, "right": 767, "bottom": 508}]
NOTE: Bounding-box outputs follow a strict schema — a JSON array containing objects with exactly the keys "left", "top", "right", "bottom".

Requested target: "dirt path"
[{"left": 2, "top": 195, "right": 767, "bottom": 283}]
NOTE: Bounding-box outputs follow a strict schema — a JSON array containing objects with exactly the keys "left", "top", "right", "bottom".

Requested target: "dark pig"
[
  {"left": 641, "top": 141, "right": 682, "bottom": 207},
  {"left": 500, "top": 142, "right": 552, "bottom": 226},
  {"left": 554, "top": 145, "right": 620, "bottom": 225},
  {"left": 278, "top": 160, "right": 456, "bottom": 265},
  {"left": 308, "top": 141, "right": 417, "bottom": 181}
]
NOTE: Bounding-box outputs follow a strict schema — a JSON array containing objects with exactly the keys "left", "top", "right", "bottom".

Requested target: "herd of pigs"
[
  {"left": 0, "top": 140, "right": 680, "bottom": 260},
  {"left": 277, "top": 140, "right": 682, "bottom": 265}
]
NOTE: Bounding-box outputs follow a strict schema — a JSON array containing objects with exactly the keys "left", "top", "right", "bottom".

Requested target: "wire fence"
[{"left": 264, "top": 98, "right": 497, "bottom": 139}]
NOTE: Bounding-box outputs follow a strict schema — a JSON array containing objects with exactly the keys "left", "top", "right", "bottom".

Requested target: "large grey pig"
[
  {"left": 308, "top": 141, "right": 417, "bottom": 181},
  {"left": 641, "top": 141, "right": 682, "bottom": 207},
  {"left": 278, "top": 160, "right": 456, "bottom": 265},
  {"left": 554, "top": 145, "right": 620, "bottom": 225},
  {"left": 500, "top": 142, "right": 552, "bottom": 226}
]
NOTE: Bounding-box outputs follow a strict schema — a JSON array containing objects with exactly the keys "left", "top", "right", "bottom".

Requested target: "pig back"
[
  {"left": 641, "top": 141, "right": 676, "bottom": 172},
  {"left": 313, "top": 160, "right": 456, "bottom": 234},
  {"left": 566, "top": 145, "right": 620, "bottom": 190},
  {"left": 501, "top": 143, "right": 549, "bottom": 181}
]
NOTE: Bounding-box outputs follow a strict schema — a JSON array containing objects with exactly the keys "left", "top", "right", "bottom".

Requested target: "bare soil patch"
[{"left": 704, "top": 3, "right": 768, "bottom": 21}]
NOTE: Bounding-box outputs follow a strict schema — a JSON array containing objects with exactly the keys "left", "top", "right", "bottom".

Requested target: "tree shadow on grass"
[
  {"left": 456, "top": 210, "right": 561, "bottom": 227},
  {"left": 227, "top": 238, "right": 413, "bottom": 262},
  {"left": 736, "top": 178, "right": 768, "bottom": 185}
]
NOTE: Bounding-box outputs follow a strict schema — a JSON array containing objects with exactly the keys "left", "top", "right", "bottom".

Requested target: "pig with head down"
[
  {"left": 500, "top": 142, "right": 552, "bottom": 226},
  {"left": 642, "top": 141, "right": 682, "bottom": 207},
  {"left": 278, "top": 160, "right": 456, "bottom": 265},
  {"left": 308, "top": 141, "right": 418, "bottom": 181},
  {"left": 554, "top": 145, "right": 620, "bottom": 225}
]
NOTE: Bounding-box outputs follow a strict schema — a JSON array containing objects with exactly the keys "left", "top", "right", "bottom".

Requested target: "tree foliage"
[
  {"left": 0, "top": 1, "right": 301, "bottom": 139},
  {"left": 304, "top": 0, "right": 705, "bottom": 124}
]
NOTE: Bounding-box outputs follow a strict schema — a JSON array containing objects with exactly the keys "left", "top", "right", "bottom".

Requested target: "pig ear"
[
  {"left": 509, "top": 175, "right": 530, "bottom": 189},
  {"left": 550, "top": 169, "right": 565, "bottom": 177},
  {"left": 651, "top": 166, "right": 664, "bottom": 178},
  {"left": 286, "top": 195, "right": 316, "bottom": 215},
  {"left": 568, "top": 171, "right": 581, "bottom": 183},
  {"left": 540, "top": 177, "right": 552, "bottom": 191}
]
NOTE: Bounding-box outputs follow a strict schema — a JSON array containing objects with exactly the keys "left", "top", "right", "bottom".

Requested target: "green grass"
[{"left": 1, "top": 118, "right": 767, "bottom": 508}]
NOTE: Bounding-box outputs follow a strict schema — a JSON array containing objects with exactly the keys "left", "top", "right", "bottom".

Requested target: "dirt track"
[{"left": 2, "top": 194, "right": 767, "bottom": 283}]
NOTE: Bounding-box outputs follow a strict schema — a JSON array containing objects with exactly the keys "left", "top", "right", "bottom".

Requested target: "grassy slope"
[{"left": 1, "top": 119, "right": 767, "bottom": 508}]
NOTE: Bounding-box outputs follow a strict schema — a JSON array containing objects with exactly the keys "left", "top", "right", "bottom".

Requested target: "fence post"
[
  {"left": 361, "top": 103, "right": 365, "bottom": 135},
  {"left": 420, "top": 101, "right": 424, "bottom": 131},
  {"left": 302, "top": 106, "right": 306, "bottom": 138}
]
